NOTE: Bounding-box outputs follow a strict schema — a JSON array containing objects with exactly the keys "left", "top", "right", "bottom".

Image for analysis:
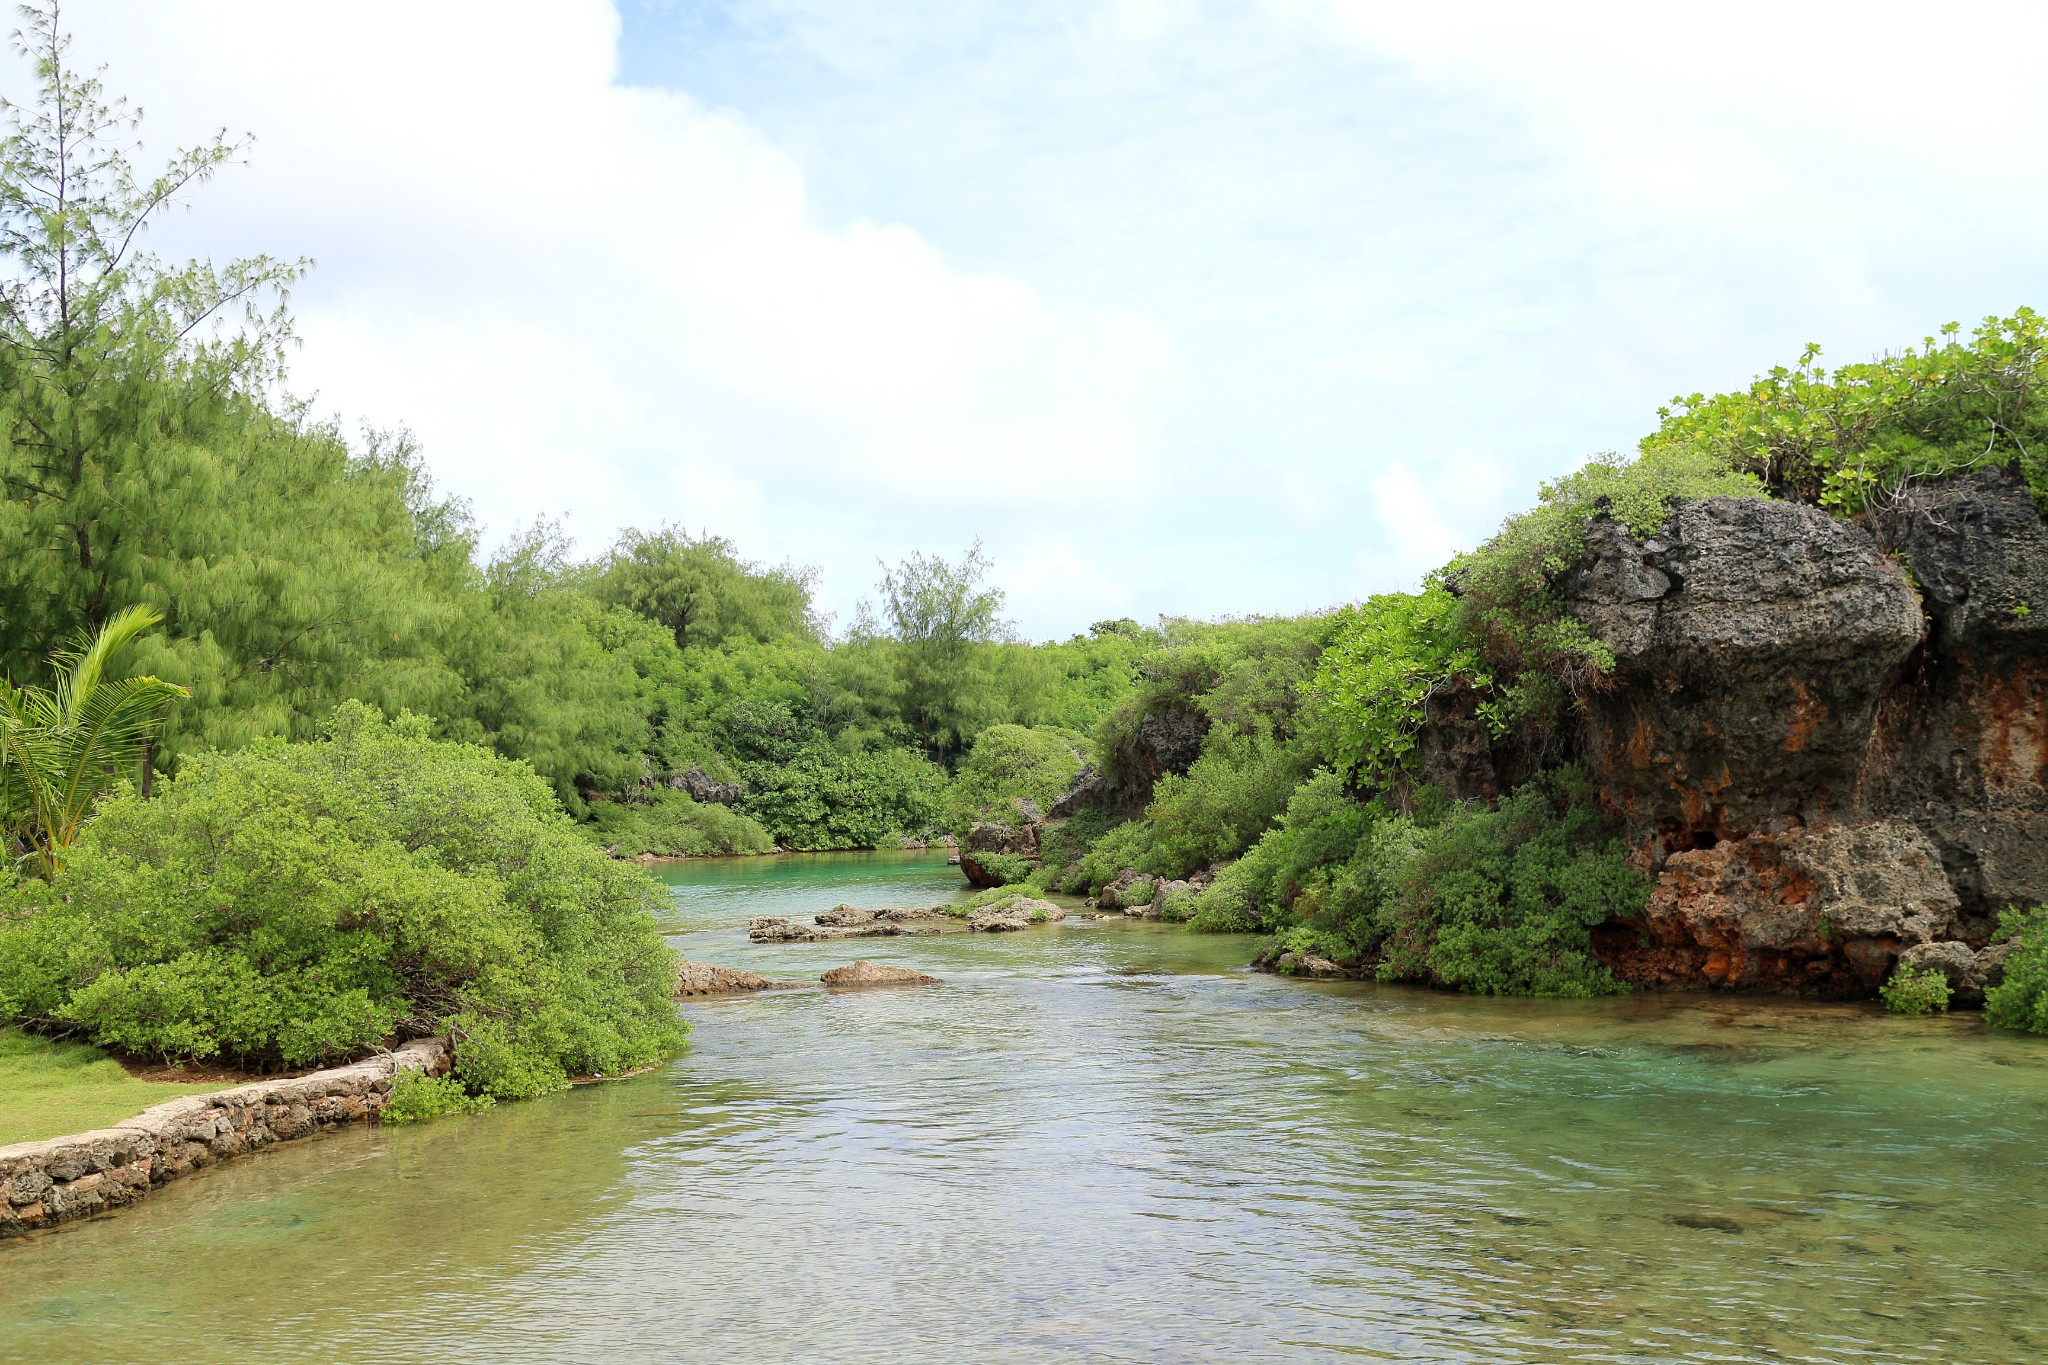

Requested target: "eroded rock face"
[
  {"left": 1567, "top": 497, "right": 1924, "bottom": 847},
  {"left": 1551, "top": 474, "right": 2048, "bottom": 997}
]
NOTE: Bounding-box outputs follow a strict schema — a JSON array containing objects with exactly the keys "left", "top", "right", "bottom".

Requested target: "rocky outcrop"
[
  {"left": 966, "top": 897, "right": 1065, "bottom": 932},
  {"left": 674, "top": 961, "right": 808, "bottom": 996},
  {"left": 960, "top": 806, "right": 1042, "bottom": 889},
  {"left": 0, "top": 1038, "right": 450, "bottom": 1240},
  {"left": 1552, "top": 471, "right": 2048, "bottom": 997},
  {"left": 748, "top": 905, "right": 948, "bottom": 943},
  {"left": 1056, "top": 707, "right": 1209, "bottom": 821},
  {"left": 820, "top": 960, "right": 942, "bottom": 987}
]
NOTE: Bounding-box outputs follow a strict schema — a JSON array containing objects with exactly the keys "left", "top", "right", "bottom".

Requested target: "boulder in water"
[{"left": 821, "top": 960, "right": 942, "bottom": 987}]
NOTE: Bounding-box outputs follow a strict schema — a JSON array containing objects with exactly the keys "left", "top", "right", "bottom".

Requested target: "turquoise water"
[{"left": 3, "top": 850, "right": 2045, "bottom": 1362}]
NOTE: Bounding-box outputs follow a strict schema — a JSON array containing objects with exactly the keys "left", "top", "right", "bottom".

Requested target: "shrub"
[
  {"left": 1307, "top": 586, "right": 1495, "bottom": 787},
  {"left": 1159, "top": 885, "right": 1199, "bottom": 922},
  {"left": 1881, "top": 961, "right": 1953, "bottom": 1016},
  {"left": 1112, "top": 876, "right": 1156, "bottom": 910},
  {"left": 1144, "top": 732, "right": 1306, "bottom": 876},
  {"left": 1985, "top": 906, "right": 2048, "bottom": 1034},
  {"left": 944, "top": 724, "right": 1085, "bottom": 837},
  {"left": 738, "top": 742, "right": 946, "bottom": 850},
  {"left": 1645, "top": 309, "right": 2048, "bottom": 515},
  {"left": 585, "top": 789, "right": 776, "bottom": 858},
  {"left": 1365, "top": 775, "right": 1642, "bottom": 997},
  {"left": 0, "top": 703, "right": 687, "bottom": 1099},
  {"left": 381, "top": 1070, "right": 494, "bottom": 1123}
]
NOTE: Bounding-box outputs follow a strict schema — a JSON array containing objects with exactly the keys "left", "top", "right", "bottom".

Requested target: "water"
[{"left": 4, "top": 850, "right": 2046, "bottom": 1363}]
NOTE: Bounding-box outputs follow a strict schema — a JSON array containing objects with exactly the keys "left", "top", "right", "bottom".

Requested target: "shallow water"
[{"left": 5, "top": 850, "right": 2046, "bottom": 1363}]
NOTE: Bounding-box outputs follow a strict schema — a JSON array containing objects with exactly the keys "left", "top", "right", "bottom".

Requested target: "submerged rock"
[
  {"left": 674, "top": 962, "right": 807, "bottom": 997},
  {"left": 821, "top": 960, "right": 942, "bottom": 987}
]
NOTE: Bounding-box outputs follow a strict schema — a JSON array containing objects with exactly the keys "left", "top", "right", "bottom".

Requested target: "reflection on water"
[{"left": 5, "top": 851, "right": 2046, "bottom": 1363}]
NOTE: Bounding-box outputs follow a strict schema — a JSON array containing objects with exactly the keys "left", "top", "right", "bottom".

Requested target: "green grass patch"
[{"left": 0, "top": 1027, "right": 221, "bottom": 1146}]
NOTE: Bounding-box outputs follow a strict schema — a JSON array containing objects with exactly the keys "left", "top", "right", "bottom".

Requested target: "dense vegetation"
[{"left": 0, "top": 705, "right": 686, "bottom": 1097}]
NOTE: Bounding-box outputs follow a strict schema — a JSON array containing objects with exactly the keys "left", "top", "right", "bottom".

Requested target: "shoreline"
[{"left": 0, "top": 1038, "right": 449, "bottom": 1242}]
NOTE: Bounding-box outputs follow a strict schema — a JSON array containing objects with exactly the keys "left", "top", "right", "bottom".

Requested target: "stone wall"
[{"left": 0, "top": 1037, "right": 449, "bottom": 1240}]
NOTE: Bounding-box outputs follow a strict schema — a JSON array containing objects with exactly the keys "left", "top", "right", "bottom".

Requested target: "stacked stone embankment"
[{"left": 0, "top": 1037, "right": 449, "bottom": 1240}]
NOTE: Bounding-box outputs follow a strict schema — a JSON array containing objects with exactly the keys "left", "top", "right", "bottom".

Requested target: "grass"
[{"left": 0, "top": 1027, "right": 225, "bottom": 1147}]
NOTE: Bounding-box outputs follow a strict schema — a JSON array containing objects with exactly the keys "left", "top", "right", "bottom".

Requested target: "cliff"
[{"left": 1542, "top": 469, "right": 2047, "bottom": 998}]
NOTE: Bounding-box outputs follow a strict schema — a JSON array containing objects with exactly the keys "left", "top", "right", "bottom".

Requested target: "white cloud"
[{"left": 50, "top": 0, "right": 1175, "bottom": 629}]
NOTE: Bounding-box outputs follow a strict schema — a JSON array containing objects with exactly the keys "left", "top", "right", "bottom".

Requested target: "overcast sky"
[{"left": 40, "top": 1, "right": 2048, "bottom": 639}]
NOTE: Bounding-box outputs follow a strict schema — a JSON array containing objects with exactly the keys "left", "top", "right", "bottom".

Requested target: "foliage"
[
  {"left": 736, "top": 740, "right": 946, "bottom": 851},
  {"left": 0, "top": 704, "right": 686, "bottom": 1098},
  {"left": 968, "top": 851, "right": 1033, "bottom": 887},
  {"left": 594, "top": 526, "right": 817, "bottom": 652},
  {"left": 1307, "top": 587, "right": 1491, "bottom": 787},
  {"left": 1193, "top": 770, "right": 1643, "bottom": 997},
  {"left": 1880, "top": 961, "right": 1953, "bottom": 1016},
  {"left": 944, "top": 724, "right": 1085, "bottom": 838},
  {"left": 1035, "top": 806, "right": 1114, "bottom": 888},
  {"left": 1985, "top": 906, "right": 2048, "bottom": 1034},
  {"left": 1369, "top": 780, "right": 1644, "bottom": 996},
  {"left": 1143, "top": 732, "right": 1307, "bottom": 877},
  {"left": 0, "top": 604, "right": 186, "bottom": 876},
  {"left": 380, "top": 1069, "right": 494, "bottom": 1123},
  {"left": 1159, "top": 884, "right": 1199, "bottom": 922},
  {"left": 852, "top": 542, "right": 1017, "bottom": 764},
  {"left": 1112, "top": 876, "right": 1157, "bottom": 910},
  {"left": 584, "top": 789, "right": 776, "bottom": 859},
  {"left": 1645, "top": 310, "right": 2048, "bottom": 515}
]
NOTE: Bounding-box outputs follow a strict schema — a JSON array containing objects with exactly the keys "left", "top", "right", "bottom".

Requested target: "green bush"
[
  {"left": 1143, "top": 732, "right": 1306, "bottom": 876},
  {"left": 1368, "top": 777, "right": 1642, "bottom": 997},
  {"left": 1307, "top": 586, "right": 1494, "bottom": 787},
  {"left": 944, "top": 724, "right": 1085, "bottom": 838},
  {"left": 381, "top": 1070, "right": 494, "bottom": 1123},
  {"left": 1645, "top": 309, "right": 2048, "bottom": 515},
  {"left": 1985, "top": 906, "right": 2048, "bottom": 1034},
  {"left": 0, "top": 703, "right": 687, "bottom": 1099},
  {"left": 737, "top": 742, "right": 946, "bottom": 850},
  {"left": 585, "top": 789, "right": 776, "bottom": 858},
  {"left": 1881, "top": 961, "right": 1953, "bottom": 1016},
  {"left": 1159, "top": 885, "right": 1199, "bottom": 922},
  {"left": 1109, "top": 876, "right": 1156, "bottom": 910}
]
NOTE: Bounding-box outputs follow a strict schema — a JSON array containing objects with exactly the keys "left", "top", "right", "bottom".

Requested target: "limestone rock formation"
[
  {"left": 1543, "top": 471, "right": 2048, "bottom": 996},
  {"left": 748, "top": 908, "right": 945, "bottom": 943},
  {"left": 966, "top": 897, "right": 1065, "bottom": 932},
  {"left": 820, "top": 960, "right": 942, "bottom": 987},
  {"left": 674, "top": 961, "right": 807, "bottom": 997}
]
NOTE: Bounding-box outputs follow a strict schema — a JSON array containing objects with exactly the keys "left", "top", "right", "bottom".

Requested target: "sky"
[{"left": 32, "top": 0, "right": 2048, "bottom": 639}]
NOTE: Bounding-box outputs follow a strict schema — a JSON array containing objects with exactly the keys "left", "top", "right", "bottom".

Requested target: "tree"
[
  {"left": 854, "top": 541, "right": 1016, "bottom": 763},
  {"left": 0, "top": 3, "right": 484, "bottom": 766},
  {"left": 596, "top": 526, "right": 817, "bottom": 653},
  {"left": 0, "top": 602, "right": 185, "bottom": 877}
]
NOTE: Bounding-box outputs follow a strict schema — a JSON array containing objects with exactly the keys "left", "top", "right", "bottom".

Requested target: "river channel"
[{"left": 3, "top": 851, "right": 2045, "bottom": 1362}]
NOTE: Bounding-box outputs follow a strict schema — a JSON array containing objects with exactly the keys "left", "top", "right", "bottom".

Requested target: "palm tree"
[{"left": 0, "top": 604, "right": 188, "bottom": 877}]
